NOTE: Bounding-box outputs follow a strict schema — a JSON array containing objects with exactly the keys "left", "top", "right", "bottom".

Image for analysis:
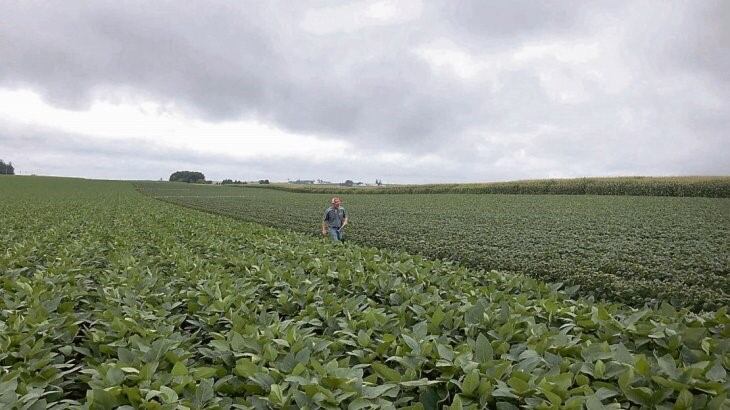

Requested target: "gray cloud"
[
  {"left": 430, "top": 1, "right": 605, "bottom": 45},
  {"left": 0, "top": 1, "right": 728, "bottom": 181},
  {"left": 3, "top": 122, "right": 725, "bottom": 185}
]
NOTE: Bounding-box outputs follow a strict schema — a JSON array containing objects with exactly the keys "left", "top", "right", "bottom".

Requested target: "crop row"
[
  {"left": 240, "top": 177, "right": 730, "bottom": 198},
  {"left": 137, "top": 182, "right": 730, "bottom": 311},
  {"left": 2, "top": 176, "right": 728, "bottom": 408}
]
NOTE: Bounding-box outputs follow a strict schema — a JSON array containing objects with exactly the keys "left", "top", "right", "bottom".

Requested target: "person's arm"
[
  {"left": 322, "top": 210, "right": 329, "bottom": 235},
  {"left": 341, "top": 209, "right": 348, "bottom": 228}
]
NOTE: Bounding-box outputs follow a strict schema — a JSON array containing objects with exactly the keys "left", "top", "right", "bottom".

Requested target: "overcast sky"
[{"left": 1, "top": 1, "right": 728, "bottom": 183}]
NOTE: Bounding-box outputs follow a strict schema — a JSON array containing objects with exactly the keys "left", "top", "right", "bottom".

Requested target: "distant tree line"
[
  {"left": 288, "top": 178, "right": 382, "bottom": 186},
  {"left": 0, "top": 159, "right": 15, "bottom": 175},
  {"left": 221, "top": 179, "right": 246, "bottom": 185},
  {"left": 220, "top": 179, "right": 269, "bottom": 184},
  {"left": 341, "top": 180, "right": 371, "bottom": 187},
  {"left": 290, "top": 179, "right": 315, "bottom": 184},
  {"left": 169, "top": 171, "right": 205, "bottom": 183}
]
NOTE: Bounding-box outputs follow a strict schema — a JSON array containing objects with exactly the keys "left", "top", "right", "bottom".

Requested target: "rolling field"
[
  {"left": 1, "top": 176, "right": 728, "bottom": 408},
  {"left": 137, "top": 182, "right": 730, "bottom": 311}
]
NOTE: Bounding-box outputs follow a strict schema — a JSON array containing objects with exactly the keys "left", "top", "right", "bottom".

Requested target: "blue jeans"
[{"left": 328, "top": 227, "right": 343, "bottom": 241}]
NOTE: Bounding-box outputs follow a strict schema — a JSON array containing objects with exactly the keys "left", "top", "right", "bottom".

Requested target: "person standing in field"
[{"left": 322, "top": 196, "right": 348, "bottom": 241}]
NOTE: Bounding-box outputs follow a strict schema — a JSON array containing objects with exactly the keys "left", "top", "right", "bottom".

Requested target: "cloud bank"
[{"left": 1, "top": 1, "right": 728, "bottom": 182}]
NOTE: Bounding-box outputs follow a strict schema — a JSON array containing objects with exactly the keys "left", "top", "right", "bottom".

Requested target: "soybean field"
[
  {"left": 2, "top": 176, "right": 729, "bottom": 409},
  {"left": 137, "top": 182, "right": 730, "bottom": 312}
]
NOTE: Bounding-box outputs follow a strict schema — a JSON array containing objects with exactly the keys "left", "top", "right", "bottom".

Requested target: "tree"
[
  {"left": 343, "top": 180, "right": 354, "bottom": 187},
  {"left": 169, "top": 171, "right": 205, "bottom": 183},
  {"left": 258, "top": 179, "right": 270, "bottom": 184},
  {"left": 0, "top": 160, "right": 15, "bottom": 175}
]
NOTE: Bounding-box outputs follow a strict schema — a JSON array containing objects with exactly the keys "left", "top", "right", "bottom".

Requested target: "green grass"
[
  {"left": 138, "top": 182, "right": 730, "bottom": 311},
  {"left": 2, "top": 176, "right": 728, "bottom": 408},
  {"left": 242, "top": 176, "right": 730, "bottom": 198}
]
